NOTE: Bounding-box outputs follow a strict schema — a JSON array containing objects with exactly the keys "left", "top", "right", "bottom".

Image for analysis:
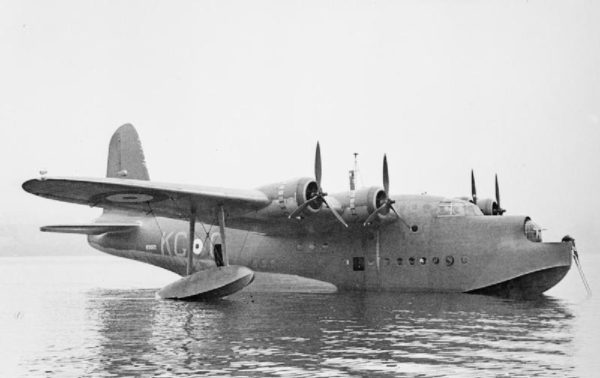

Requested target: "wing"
[
  {"left": 41, "top": 223, "right": 140, "bottom": 235},
  {"left": 23, "top": 177, "right": 270, "bottom": 226}
]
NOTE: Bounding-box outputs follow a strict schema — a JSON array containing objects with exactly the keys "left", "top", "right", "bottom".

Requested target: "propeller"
[
  {"left": 288, "top": 142, "right": 348, "bottom": 227},
  {"left": 363, "top": 155, "right": 404, "bottom": 226},
  {"left": 471, "top": 169, "right": 506, "bottom": 215}
]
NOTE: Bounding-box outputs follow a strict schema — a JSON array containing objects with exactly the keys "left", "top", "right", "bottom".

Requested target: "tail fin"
[{"left": 106, "top": 124, "right": 150, "bottom": 180}]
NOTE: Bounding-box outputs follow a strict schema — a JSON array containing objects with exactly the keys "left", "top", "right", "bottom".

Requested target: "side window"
[
  {"left": 353, "top": 257, "right": 365, "bottom": 271},
  {"left": 438, "top": 200, "right": 480, "bottom": 217},
  {"left": 438, "top": 201, "right": 452, "bottom": 216}
]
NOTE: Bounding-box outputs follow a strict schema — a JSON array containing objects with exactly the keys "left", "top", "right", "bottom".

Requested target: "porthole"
[
  {"left": 445, "top": 256, "right": 454, "bottom": 266},
  {"left": 411, "top": 225, "right": 419, "bottom": 232},
  {"left": 432, "top": 257, "right": 440, "bottom": 265},
  {"left": 397, "top": 258, "right": 403, "bottom": 266},
  {"left": 419, "top": 257, "right": 427, "bottom": 265},
  {"left": 409, "top": 257, "right": 415, "bottom": 265}
]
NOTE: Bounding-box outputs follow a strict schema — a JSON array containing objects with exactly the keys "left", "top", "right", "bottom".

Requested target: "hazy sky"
[{"left": 1, "top": 1, "right": 599, "bottom": 252}]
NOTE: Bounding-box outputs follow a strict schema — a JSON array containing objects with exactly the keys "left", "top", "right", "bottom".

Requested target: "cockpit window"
[
  {"left": 452, "top": 204, "right": 465, "bottom": 216},
  {"left": 437, "top": 200, "right": 483, "bottom": 217},
  {"left": 465, "top": 204, "right": 483, "bottom": 216}
]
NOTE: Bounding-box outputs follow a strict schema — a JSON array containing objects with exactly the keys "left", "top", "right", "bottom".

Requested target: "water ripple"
[{"left": 2, "top": 268, "right": 581, "bottom": 377}]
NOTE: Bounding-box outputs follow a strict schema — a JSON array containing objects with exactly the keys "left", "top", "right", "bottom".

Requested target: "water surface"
[{"left": 1, "top": 256, "right": 598, "bottom": 377}]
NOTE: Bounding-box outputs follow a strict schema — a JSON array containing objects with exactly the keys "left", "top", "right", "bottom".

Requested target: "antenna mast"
[{"left": 349, "top": 152, "right": 359, "bottom": 190}]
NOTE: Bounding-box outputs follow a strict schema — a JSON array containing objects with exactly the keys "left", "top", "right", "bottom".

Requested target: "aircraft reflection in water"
[
  {"left": 22, "top": 124, "right": 578, "bottom": 299},
  {"left": 79, "top": 290, "right": 575, "bottom": 376}
]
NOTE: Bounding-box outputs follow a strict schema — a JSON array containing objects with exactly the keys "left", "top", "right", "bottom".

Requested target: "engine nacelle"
[
  {"left": 476, "top": 198, "right": 498, "bottom": 215},
  {"left": 334, "top": 186, "right": 388, "bottom": 224},
  {"left": 255, "top": 177, "right": 321, "bottom": 219}
]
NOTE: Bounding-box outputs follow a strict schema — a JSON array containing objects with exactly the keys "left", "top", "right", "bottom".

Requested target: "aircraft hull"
[
  {"left": 88, "top": 211, "right": 573, "bottom": 298},
  {"left": 467, "top": 266, "right": 570, "bottom": 298}
]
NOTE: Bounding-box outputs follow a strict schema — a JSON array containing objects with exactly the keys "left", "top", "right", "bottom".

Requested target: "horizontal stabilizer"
[{"left": 40, "top": 223, "right": 140, "bottom": 235}]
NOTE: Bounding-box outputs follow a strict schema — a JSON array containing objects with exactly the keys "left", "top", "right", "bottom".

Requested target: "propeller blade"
[
  {"left": 471, "top": 169, "right": 477, "bottom": 204},
  {"left": 315, "top": 142, "right": 322, "bottom": 189},
  {"left": 494, "top": 173, "right": 506, "bottom": 215},
  {"left": 322, "top": 198, "right": 349, "bottom": 228},
  {"left": 390, "top": 204, "right": 400, "bottom": 219},
  {"left": 383, "top": 154, "right": 390, "bottom": 195},
  {"left": 363, "top": 203, "right": 388, "bottom": 226},
  {"left": 495, "top": 174, "right": 500, "bottom": 209},
  {"left": 390, "top": 204, "right": 411, "bottom": 229},
  {"left": 288, "top": 196, "right": 320, "bottom": 219}
]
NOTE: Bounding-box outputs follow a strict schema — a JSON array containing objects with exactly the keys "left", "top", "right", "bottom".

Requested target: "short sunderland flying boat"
[{"left": 22, "top": 124, "right": 585, "bottom": 299}]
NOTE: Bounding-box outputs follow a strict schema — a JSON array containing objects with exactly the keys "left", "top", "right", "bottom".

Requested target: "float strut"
[
  {"left": 375, "top": 229, "right": 381, "bottom": 290},
  {"left": 218, "top": 205, "right": 228, "bottom": 266},
  {"left": 186, "top": 206, "right": 196, "bottom": 276}
]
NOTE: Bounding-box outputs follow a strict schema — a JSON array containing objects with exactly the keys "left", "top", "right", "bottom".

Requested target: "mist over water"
[{"left": 1, "top": 255, "right": 597, "bottom": 377}]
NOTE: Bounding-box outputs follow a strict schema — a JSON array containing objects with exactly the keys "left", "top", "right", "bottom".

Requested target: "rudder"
[{"left": 106, "top": 124, "right": 150, "bottom": 180}]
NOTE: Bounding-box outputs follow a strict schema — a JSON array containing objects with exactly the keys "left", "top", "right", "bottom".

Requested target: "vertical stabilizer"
[{"left": 107, "top": 124, "right": 150, "bottom": 180}]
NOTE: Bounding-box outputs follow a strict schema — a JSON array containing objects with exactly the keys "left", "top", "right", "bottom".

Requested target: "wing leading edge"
[{"left": 22, "top": 177, "right": 271, "bottom": 226}]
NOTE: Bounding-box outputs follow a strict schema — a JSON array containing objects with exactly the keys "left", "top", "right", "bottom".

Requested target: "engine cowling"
[
  {"left": 476, "top": 198, "right": 502, "bottom": 216},
  {"left": 334, "top": 186, "right": 388, "bottom": 224},
  {"left": 255, "top": 177, "right": 321, "bottom": 219}
]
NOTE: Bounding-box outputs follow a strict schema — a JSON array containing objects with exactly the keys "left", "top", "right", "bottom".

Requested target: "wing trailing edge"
[{"left": 40, "top": 223, "right": 140, "bottom": 235}]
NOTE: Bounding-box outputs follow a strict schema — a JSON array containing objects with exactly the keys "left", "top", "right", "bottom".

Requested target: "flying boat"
[{"left": 22, "top": 124, "right": 584, "bottom": 299}]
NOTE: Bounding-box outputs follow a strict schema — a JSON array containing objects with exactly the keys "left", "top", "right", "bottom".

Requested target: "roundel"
[
  {"left": 106, "top": 193, "right": 155, "bottom": 203},
  {"left": 193, "top": 238, "right": 203, "bottom": 255}
]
